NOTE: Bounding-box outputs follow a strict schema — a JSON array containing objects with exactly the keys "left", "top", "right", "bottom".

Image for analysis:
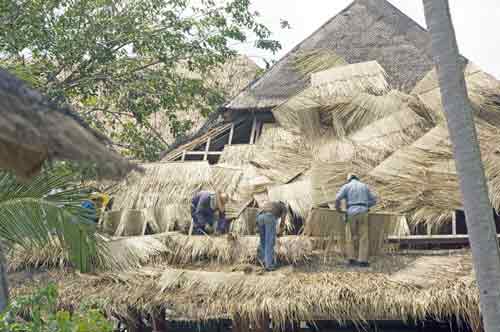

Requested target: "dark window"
[{"left": 184, "top": 154, "right": 204, "bottom": 161}]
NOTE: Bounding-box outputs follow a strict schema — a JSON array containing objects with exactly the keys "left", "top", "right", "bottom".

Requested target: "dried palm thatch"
[
  {"left": 310, "top": 138, "right": 380, "bottom": 207},
  {"left": 219, "top": 145, "right": 258, "bottom": 166},
  {"left": 113, "top": 161, "right": 211, "bottom": 210},
  {"left": 311, "top": 61, "right": 390, "bottom": 93},
  {"left": 8, "top": 233, "right": 313, "bottom": 272},
  {"left": 144, "top": 205, "right": 191, "bottom": 233},
  {"left": 7, "top": 234, "right": 170, "bottom": 272},
  {"left": 267, "top": 179, "right": 312, "bottom": 220},
  {"left": 256, "top": 124, "right": 303, "bottom": 149},
  {"left": 273, "top": 61, "right": 390, "bottom": 138},
  {"left": 349, "top": 107, "right": 430, "bottom": 157},
  {"left": 251, "top": 142, "right": 312, "bottom": 184},
  {"left": 12, "top": 252, "right": 480, "bottom": 331},
  {"left": 412, "top": 63, "right": 500, "bottom": 126},
  {"left": 230, "top": 207, "right": 258, "bottom": 235},
  {"left": 327, "top": 91, "right": 422, "bottom": 137},
  {"left": 371, "top": 121, "right": 500, "bottom": 224},
  {"left": 209, "top": 165, "right": 243, "bottom": 197},
  {"left": 272, "top": 88, "right": 323, "bottom": 138},
  {"left": 163, "top": 233, "right": 312, "bottom": 266},
  {"left": 292, "top": 49, "right": 347, "bottom": 79}
]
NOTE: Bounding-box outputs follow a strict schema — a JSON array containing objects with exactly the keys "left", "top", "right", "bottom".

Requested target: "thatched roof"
[
  {"left": 0, "top": 69, "right": 136, "bottom": 179},
  {"left": 225, "top": 0, "right": 435, "bottom": 111},
  {"left": 369, "top": 121, "right": 500, "bottom": 223},
  {"left": 11, "top": 246, "right": 479, "bottom": 330},
  {"left": 412, "top": 63, "right": 500, "bottom": 125}
]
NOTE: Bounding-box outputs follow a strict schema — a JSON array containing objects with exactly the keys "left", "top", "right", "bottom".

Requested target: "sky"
[{"left": 234, "top": 0, "right": 500, "bottom": 79}]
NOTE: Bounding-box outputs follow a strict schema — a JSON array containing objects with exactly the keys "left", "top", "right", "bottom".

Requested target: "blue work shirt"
[
  {"left": 335, "top": 179, "right": 377, "bottom": 216},
  {"left": 191, "top": 191, "right": 216, "bottom": 227}
]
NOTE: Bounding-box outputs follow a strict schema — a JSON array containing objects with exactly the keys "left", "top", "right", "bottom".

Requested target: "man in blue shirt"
[
  {"left": 190, "top": 191, "right": 228, "bottom": 235},
  {"left": 335, "top": 173, "right": 377, "bottom": 267}
]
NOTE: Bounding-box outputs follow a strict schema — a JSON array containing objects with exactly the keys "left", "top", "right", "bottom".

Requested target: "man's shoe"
[
  {"left": 265, "top": 266, "right": 277, "bottom": 272},
  {"left": 357, "top": 261, "right": 370, "bottom": 268},
  {"left": 348, "top": 259, "right": 357, "bottom": 266}
]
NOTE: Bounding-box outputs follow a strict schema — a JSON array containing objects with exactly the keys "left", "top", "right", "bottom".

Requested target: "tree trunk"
[
  {"left": 0, "top": 242, "right": 9, "bottom": 311},
  {"left": 423, "top": 1, "right": 500, "bottom": 331}
]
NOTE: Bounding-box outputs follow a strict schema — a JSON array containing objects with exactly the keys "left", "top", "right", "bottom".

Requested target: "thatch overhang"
[
  {"left": 10, "top": 246, "right": 479, "bottom": 330},
  {"left": 0, "top": 69, "right": 136, "bottom": 179},
  {"left": 225, "top": 0, "right": 435, "bottom": 112}
]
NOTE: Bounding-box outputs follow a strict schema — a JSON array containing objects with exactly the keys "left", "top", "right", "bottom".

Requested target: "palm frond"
[{"left": 0, "top": 171, "right": 99, "bottom": 272}]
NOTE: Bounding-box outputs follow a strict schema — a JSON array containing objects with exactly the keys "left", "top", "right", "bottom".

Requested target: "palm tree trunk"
[
  {"left": 0, "top": 242, "right": 9, "bottom": 311},
  {"left": 423, "top": 1, "right": 500, "bottom": 331}
]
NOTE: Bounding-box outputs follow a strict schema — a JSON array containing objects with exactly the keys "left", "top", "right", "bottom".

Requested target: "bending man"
[
  {"left": 257, "top": 200, "right": 288, "bottom": 271},
  {"left": 191, "top": 191, "right": 228, "bottom": 235},
  {"left": 335, "top": 173, "right": 377, "bottom": 267}
]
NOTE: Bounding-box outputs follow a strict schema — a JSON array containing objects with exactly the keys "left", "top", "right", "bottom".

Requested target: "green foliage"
[
  {"left": 0, "top": 284, "right": 113, "bottom": 332},
  {"left": 0, "top": 170, "right": 101, "bottom": 272},
  {"left": 0, "top": 0, "right": 281, "bottom": 161}
]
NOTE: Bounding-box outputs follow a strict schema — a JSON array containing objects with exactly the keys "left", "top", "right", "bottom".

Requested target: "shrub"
[{"left": 0, "top": 284, "right": 112, "bottom": 332}]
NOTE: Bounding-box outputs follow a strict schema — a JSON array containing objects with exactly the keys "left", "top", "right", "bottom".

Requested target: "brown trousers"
[{"left": 345, "top": 212, "right": 369, "bottom": 262}]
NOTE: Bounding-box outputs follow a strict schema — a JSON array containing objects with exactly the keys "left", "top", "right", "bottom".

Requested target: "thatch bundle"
[
  {"left": 310, "top": 61, "right": 390, "bottom": 93},
  {"left": 219, "top": 145, "right": 258, "bottom": 166},
  {"left": 113, "top": 162, "right": 211, "bottom": 210},
  {"left": 251, "top": 144, "right": 311, "bottom": 184},
  {"left": 12, "top": 252, "right": 480, "bottom": 330},
  {"left": 267, "top": 179, "right": 312, "bottom": 220},
  {"left": 412, "top": 63, "right": 500, "bottom": 126},
  {"left": 310, "top": 138, "right": 378, "bottom": 206},
  {"left": 273, "top": 61, "right": 390, "bottom": 137},
  {"left": 255, "top": 124, "right": 303, "bottom": 149},
  {"left": 371, "top": 121, "right": 500, "bottom": 223}
]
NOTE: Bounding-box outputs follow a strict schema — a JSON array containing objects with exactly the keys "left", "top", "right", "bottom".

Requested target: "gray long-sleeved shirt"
[{"left": 335, "top": 179, "right": 377, "bottom": 216}]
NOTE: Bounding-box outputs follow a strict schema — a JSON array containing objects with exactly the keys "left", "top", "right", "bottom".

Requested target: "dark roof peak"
[{"left": 226, "top": 0, "right": 434, "bottom": 111}]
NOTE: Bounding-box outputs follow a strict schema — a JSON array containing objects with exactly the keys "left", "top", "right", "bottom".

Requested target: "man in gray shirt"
[{"left": 335, "top": 173, "right": 377, "bottom": 267}]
